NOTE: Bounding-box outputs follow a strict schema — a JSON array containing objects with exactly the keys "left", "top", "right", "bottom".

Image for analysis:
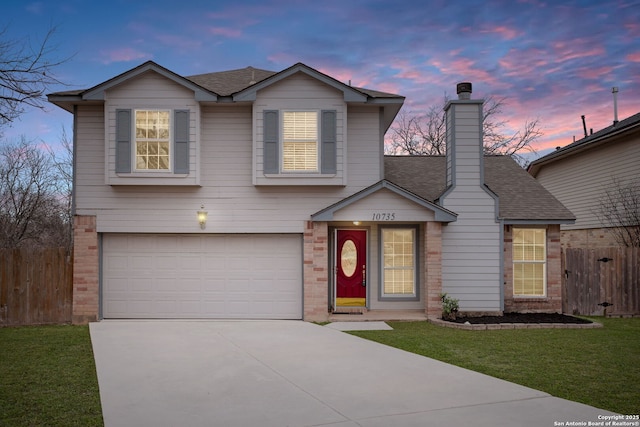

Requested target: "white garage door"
[{"left": 102, "top": 234, "right": 302, "bottom": 319}]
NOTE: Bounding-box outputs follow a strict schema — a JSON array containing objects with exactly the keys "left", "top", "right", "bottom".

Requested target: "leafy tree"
[{"left": 386, "top": 96, "right": 542, "bottom": 166}]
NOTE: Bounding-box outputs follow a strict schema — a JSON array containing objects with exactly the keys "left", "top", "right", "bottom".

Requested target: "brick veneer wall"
[
  {"left": 72, "top": 215, "right": 99, "bottom": 324},
  {"left": 425, "top": 222, "right": 443, "bottom": 318},
  {"left": 561, "top": 228, "right": 620, "bottom": 249},
  {"left": 503, "top": 224, "right": 562, "bottom": 313},
  {"left": 303, "top": 221, "right": 329, "bottom": 322}
]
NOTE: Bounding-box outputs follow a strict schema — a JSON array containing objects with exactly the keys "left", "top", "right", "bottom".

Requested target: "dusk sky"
[{"left": 3, "top": 0, "right": 639, "bottom": 159}]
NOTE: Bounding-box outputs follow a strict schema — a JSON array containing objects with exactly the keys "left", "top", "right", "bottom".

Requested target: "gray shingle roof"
[
  {"left": 186, "top": 66, "right": 276, "bottom": 96},
  {"left": 384, "top": 155, "right": 575, "bottom": 222},
  {"left": 49, "top": 61, "right": 403, "bottom": 101}
]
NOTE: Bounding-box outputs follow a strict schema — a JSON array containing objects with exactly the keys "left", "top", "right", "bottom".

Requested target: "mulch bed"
[{"left": 446, "top": 312, "right": 593, "bottom": 324}]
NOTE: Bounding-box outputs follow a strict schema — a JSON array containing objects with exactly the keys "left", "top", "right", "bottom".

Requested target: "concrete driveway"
[{"left": 89, "top": 320, "right": 614, "bottom": 427}]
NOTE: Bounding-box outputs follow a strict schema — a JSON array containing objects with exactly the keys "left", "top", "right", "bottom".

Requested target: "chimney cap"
[{"left": 457, "top": 82, "right": 472, "bottom": 100}]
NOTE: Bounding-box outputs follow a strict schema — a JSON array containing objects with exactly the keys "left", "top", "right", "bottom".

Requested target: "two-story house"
[
  {"left": 528, "top": 112, "right": 640, "bottom": 249},
  {"left": 49, "top": 61, "right": 574, "bottom": 324}
]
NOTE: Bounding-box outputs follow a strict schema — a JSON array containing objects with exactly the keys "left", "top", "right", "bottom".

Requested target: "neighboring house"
[
  {"left": 49, "top": 61, "right": 574, "bottom": 324},
  {"left": 528, "top": 112, "right": 640, "bottom": 249}
]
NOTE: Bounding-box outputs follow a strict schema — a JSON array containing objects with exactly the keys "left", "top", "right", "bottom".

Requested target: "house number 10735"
[{"left": 372, "top": 212, "right": 396, "bottom": 220}]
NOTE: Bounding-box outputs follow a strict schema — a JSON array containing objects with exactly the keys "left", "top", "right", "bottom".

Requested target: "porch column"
[
  {"left": 425, "top": 222, "right": 443, "bottom": 319},
  {"left": 72, "top": 215, "right": 99, "bottom": 324},
  {"left": 303, "top": 221, "right": 329, "bottom": 322}
]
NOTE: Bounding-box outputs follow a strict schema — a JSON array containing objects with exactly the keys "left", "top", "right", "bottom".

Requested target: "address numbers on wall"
[{"left": 372, "top": 212, "right": 396, "bottom": 221}]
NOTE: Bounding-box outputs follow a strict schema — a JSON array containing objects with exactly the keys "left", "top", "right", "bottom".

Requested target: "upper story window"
[
  {"left": 282, "top": 111, "right": 318, "bottom": 172},
  {"left": 135, "top": 110, "right": 170, "bottom": 171},
  {"left": 115, "top": 108, "right": 190, "bottom": 176},
  {"left": 263, "top": 109, "right": 336, "bottom": 176},
  {"left": 513, "top": 228, "right": 546, "bottom": 297}
]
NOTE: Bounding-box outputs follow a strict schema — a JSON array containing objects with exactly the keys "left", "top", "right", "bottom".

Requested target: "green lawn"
[
  {"left": 0, "top": 325, "right": 103, "bottom": 427},
  {"left": 1, "top": 319, "right": 638, "bottom": 423},
  {"left": 349, "top": 317, "right": 640, "bottom": 415}
]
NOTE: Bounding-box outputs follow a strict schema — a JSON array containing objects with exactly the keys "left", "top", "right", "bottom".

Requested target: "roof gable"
[
  {"left": 312, "top": 180, "right": 457, "bottom": 222},
  {"left": 82, "top": 61, "right": 218, "bottom": 102},
  {"left": 232, "top": 62, "right": 368, "bottom": 103}
]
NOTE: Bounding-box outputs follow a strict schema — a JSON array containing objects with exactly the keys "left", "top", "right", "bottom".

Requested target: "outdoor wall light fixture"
[{"left": 197, "top": 205, "right": 208, "bottom": 229}]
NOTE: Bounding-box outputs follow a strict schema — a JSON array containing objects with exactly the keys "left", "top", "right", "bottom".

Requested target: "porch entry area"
[{"left": 335, "top": 229, "right": 367, "bottom": 308}]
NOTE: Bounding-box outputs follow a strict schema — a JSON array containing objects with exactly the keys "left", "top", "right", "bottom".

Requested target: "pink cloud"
[
  {"left": 209, "top": 27, "right": 243, "bottom": 38},
  {"left": 98, "top": 47, "right": 152, "bottom": 65},
  {"left": 429, "top": 57, "right": 504, "bottom": 90},
  {"left": 626, "top": 52, "right": 640, "bottom": 62},
  {"left": 480, "top": 24, "right": 520, "bottom": 40},
  {"left": 577, "top": 66, "right": 615, "bottom": 80},
  {"left": 551, "top": 41, "right": 605, "bottom": 63},
  {"left": 498, "top": 48, "right": 549, "bottom": 76}
]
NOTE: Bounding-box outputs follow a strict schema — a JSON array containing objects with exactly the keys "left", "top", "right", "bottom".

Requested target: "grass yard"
[
  {"left": 350, "top": 317, "right": 640, "bottom": 415},
  {"left": 0, "top": 325, "right": 103, "bottom": 427}
]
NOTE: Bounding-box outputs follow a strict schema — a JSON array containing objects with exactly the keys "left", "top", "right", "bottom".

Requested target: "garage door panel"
[{"left": 103, "top": 234, "right": 302, "bottom": 319}]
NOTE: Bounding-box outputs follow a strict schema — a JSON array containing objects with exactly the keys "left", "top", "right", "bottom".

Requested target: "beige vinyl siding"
[
  {"left": 536, "top": 136, "right": 639, "bottom": 230},
  {"left": 75, "top": 102, "right": 383, "bottom": 234},
  {"left": 347, "top": 105, "right": 385, "bottom": 185},
  {"left": 440, "top": 101, "right": 501, "bottom": 312},
  {"left": 104, "top": 72, "right": 200, "bottom": 185},
  {"left": 75, "top": 105, "right": 105, "bottom": 187}
]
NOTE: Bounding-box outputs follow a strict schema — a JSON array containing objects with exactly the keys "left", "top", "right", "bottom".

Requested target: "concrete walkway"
[{"left": 89, "top": 320, "right": 615, "bottom": 427}]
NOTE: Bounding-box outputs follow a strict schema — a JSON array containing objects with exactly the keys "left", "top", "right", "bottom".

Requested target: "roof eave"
[
  {"left": 47, "top": 94, "right": 84, "bottom": 112},
  {"left": 528, "top": 120, "right": 640, "bottom": 176},
  {"left": 502, "top": 218, "right": 576, "bottom": 225}
]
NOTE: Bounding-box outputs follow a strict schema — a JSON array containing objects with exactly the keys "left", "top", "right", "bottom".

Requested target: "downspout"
[
  {"left": 499, "top": 218, "right": 505, "bottom": 313},
  {"left": 72, "top": 105, "right": 78, "bottom": 216}
]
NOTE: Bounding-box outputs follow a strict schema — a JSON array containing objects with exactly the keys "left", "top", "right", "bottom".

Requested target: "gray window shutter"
[
  {"left": 263, "top": 110, "right": 279, "bottom": 174},
  {"left": 174, "top": 110, "right": 189, "bottom": 174},
  {"left": 321, "top": 110, "right": 337, "bottom": 174},
  {"left": 115, "top": 109, "right": 131, "bottom": 173}
]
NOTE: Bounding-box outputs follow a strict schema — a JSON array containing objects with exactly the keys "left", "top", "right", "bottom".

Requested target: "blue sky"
[{"left": 2, "top": 0, "right": 639, "bottom": 158}]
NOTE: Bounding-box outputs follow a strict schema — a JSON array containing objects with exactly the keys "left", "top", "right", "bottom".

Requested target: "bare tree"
[
  {"left": 387, "top": 106, "right": 447, "bottom": 156},
  {"left": 0, "top": 138, "right": 71, "bottom": 249},
  {"left": 0, "top": 25, "right": 67, "bottom": 127},
  {"left": 595, "top": 176, "right": 640, "bottom": 247},
  {"left": 44, "top": 126, "right": 73, "bottom": 247},
  {"left": 387, "top": 96, "right": 542, "bottom": 166}
]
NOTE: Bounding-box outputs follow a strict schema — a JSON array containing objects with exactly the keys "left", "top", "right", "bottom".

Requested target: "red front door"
[{"left": 336, "top": 229, "right": 367, "bottom": 306}]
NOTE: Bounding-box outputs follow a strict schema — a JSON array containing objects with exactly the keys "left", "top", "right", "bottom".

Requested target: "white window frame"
[
  {"left": 281, "top": 110, "right": 319, "bottom": 173},
  {"left": 513, "top": 228, "right": 547, "bottom": 297},
  {"left": 380, "top": 226, "right": 418, "bottom": 300},
  {"left": 134, "top": 109, "right": 172, "bottom": 172}
]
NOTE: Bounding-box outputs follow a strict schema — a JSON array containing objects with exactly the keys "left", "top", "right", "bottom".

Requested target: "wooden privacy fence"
[
  {"left": 0, "top": 248, "right": 73, "bottom": 326},
  {"left": 564, "top": 247, "right": 640, "bottom": 316}
]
